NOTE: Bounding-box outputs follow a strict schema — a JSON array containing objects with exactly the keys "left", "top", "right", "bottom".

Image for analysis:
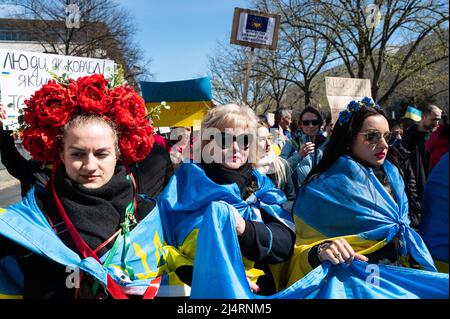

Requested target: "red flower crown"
[{"left": 20, "top": 73, "right": 154, "bottom": 165}]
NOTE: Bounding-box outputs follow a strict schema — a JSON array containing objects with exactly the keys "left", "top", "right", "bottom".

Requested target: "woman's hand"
[
  {"left": 317, "top": 239, "right": 369, "bottom": 265},
  {"left": 231, "top": 206, "right": 246, "bottom": 236},
  {"left": 300, "top": 142, "right": 315, "bottom": 158},
  {"left": 247, "top": 276, "right": 260, "bottom": 293}
]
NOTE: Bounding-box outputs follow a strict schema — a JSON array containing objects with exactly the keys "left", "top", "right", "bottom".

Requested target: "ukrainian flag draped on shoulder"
[
  {"left": 0, "top": 188, "right": 167, "bottom": 299},
  {"left": 421, "top": 153, "right": 449, "bottom": 272},
  {"left": 190, "top": 200, "right": 448, "bottom": 298},
  {"left": 159, "top": 161, "right": 447, "bottom": 299},
  {"left": 158, "top": 162, "right": 294, "bottom": 293}
]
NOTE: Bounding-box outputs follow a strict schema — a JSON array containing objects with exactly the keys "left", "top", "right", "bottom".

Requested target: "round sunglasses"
[{"left": 358, "top": 130, "right": 394, "bottom": 146}]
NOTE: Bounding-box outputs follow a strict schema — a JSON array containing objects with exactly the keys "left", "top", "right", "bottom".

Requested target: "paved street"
[{"left": 0, "top": 169, "right": 21, "bottom": 207}]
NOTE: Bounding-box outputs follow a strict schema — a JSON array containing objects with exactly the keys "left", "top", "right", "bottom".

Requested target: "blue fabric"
[
  {"left": 140, "top": 77, "right": 212, "bottom": 102},
  {"left": 0, "top": 188, "right": 165, "bottom": 296},
  {"left": 296, "top": 149, "right": 323, "bottom": 187},
  {"left": 190, "top": 199, "right": 449, "bottom": 299},
  {"left": 158, "top": 163, "right": 294, "bottom": 248},
  {"left": 294, "top": 155, "right": 437, "bottom": 271},
  {"left": 0, "top": 256, "right": 23, "bottom": 297},
  {"left": 421, "top": 153, "right": 449, "bottom": 262}
]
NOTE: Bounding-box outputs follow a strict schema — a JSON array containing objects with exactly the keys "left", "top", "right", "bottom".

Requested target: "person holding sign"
[
  {"left": 285, "top": 98, "right": 439, "bottom": 286},
  {"left": 0, "top": 74, "right": 173, "bottom": 299},
  {"left": 158, "top": 104, "right": 295, "bottom": 296}
]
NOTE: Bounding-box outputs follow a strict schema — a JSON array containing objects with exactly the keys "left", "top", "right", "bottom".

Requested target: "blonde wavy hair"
[{"left": 201, "top": 104, "right": 259, "bottom": 160}]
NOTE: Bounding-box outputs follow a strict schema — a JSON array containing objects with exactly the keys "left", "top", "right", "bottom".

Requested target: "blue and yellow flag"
[
  {"left": 285, "top": 155, "right": 441, "bottom": 286},
  {"left": 190, "top": 201, "right": 448, "bottom": 298},
  {"left": 157, "top": 163, "right": 294, "bottom": 293},
  {"left": 140, "top": 77, "right": 213, "bottom": 128},
  {"left": 0, "top": 189, "right": 168, "bottom": 298},
  {"left": 421, "top": 153, "right": 449, "bottom": 272},
  {"left": 404, "top": 106, "right": 422, "bottom": 122}
]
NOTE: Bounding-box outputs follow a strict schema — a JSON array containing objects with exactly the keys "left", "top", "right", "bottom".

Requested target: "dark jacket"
[
  {"left": 0, "top": 129, "right": 51, "bottom": 197},
  {"left": 402, "top": 124, "right": 430, "bottom": 199},
  {"left": 0, "top": 145, "right": 173, "bottom": 299},
  {"left": 390, "top": 143, "right": 422, "bottom": 229}
]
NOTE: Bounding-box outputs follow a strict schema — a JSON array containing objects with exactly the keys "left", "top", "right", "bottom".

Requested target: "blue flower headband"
[{"left": 338, "top": 97, "right": 380, "bottom": 125}]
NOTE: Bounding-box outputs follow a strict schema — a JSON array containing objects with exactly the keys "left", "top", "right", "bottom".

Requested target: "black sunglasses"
[
  {"left": 302, "top": 120, "right": 320, "bottom": 126},
  {"left": 214, "top": 132, "right": 253, "bottom": 150},
  {"left": 359, "top": 130, "right": 393, "bottom": 146}
]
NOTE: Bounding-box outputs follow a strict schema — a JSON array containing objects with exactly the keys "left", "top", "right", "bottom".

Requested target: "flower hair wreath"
[
  {"left": 19, "top": 72, "right": 154, "bottom": 165},
  {"left": 338, "top": 97, "right": 381, "bottom": 125}
]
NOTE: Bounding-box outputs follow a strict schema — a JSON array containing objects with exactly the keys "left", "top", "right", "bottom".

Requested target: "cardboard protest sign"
[
  {"left": 325, "top": 77, "right": 372, "bottom": 123},
  {"left": 0, "top": 49, "right": 115, "bottom": 130},
  {"left": 230, "top": 8, "right": 280, "bottom": 50},
  {"left": 140, "top": 77, "right": 213, "bottom": 128}
]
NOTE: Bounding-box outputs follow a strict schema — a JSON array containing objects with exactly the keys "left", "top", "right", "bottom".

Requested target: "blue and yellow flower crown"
[{"left": 338, "top": 97, "right": 380, "bottom": 125}]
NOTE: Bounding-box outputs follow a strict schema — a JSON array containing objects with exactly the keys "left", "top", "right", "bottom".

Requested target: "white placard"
[
  {"left": 325, "top": 77, "right": 372, "bottom": 123},
  {"left": 230, "top": 8, "right": 280, "bottom": 50},
  {"left": 0, "top": 49, "right": 115, "bottom": 130},
  {"left": 236, "top": 13, "right": 276, "bottom": 46}
]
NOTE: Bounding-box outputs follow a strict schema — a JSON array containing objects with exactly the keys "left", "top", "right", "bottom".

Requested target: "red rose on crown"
[
  {"left": 77, "top": 74, "right": 112, "bottom": 114},
  {"left": 20, "top": 73, "right": 154, "bottom": 165},
  {"left": 119, "top": 122, "right": 155, "bottom": 164},
  {"left": 23, "top": 80, "right": 77, "bottom": 128},
  {"left": 111, "top": 85, "right": 147, "bottom": 128},
  {"left": 21, "top": 126, "right": 60, "bottom": 162}
]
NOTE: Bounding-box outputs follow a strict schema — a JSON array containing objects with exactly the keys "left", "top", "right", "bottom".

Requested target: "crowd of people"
[{"left": 0, "top": 74, "right": 448, "bottom": 299}]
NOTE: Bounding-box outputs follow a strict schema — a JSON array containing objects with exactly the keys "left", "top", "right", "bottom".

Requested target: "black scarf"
[
  {"left": 51, "top": 164, "right": 153, "bottom": 257},
  {"left": 201, "top": 161, "right": 253, "bottom": 197}
]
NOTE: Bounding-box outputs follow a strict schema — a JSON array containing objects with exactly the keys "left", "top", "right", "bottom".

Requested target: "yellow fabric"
[
  {"left": 163, "top": 229, "right": 267, "bottom": 286},
  {"left": 272, "top": 144, "right": 281, "bottom": 156},
  {"left": 282, "top": 215, "right": 388, "bottom": 288},
  {"left": 0, "top": 294, "right": 23, "bottom": 299},
  {"left": 146, "top": 101, "right": 211, "bottom": 127},
  {"left": 434, "top": 260, "right": 449, "bottom": 273}
]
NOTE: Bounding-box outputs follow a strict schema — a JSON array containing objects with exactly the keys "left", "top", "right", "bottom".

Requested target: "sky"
[{"left": 118, "top": 0, "right": 251, "bottom": 82}]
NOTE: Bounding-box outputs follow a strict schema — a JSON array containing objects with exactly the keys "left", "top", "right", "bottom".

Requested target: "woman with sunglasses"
[
  {"left": 280, "top": 107, "right": 327, "bottom": 187},
  {"left": 158, "top": 104, "right": 295, "bottom": 296},
  {"left": 284, "top": 98, "right": 439, "bottom": 286}
]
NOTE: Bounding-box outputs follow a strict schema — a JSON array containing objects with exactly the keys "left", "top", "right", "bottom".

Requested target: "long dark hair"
[
  {"left": 304, "top": 106, "right": 401, "bottom": 184},
  {"left": 298, "top": 106, "right": 324, "bottom": 130}
]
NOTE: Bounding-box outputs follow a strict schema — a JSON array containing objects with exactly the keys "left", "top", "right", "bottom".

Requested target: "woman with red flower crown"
[{"left": 0, "top": 73, "right": 173, "bottom": 299}]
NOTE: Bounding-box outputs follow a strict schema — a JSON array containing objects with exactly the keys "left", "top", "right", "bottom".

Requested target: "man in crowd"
[{"left": 402, "top": 104, "right": 442, "bottom": 200}]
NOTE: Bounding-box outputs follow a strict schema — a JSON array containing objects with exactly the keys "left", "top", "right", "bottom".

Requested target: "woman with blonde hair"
[
  {"left": 255, "top": 120, "right": 296, "bottom": 208},
  {"left": 159, "top": 104, "right": 295, "bottom": 297}
]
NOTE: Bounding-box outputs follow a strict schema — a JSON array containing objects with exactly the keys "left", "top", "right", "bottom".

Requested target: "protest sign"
[
  {"left": 0, "top": 49, "right": 115, "bottom": 130},
  {"left": 230, "top": 8, "right": 280, "bottom": 50},
  {"left": 325, "top": 77, "right": 372, "bottom": 123}
]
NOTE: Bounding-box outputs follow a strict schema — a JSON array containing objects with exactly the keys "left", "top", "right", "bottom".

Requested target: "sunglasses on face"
[
  {"left": 214, "top": 132, "right": 253, "bottom": 150},
  {"left": 302, "top": 120, "right": 320, "bottom": 126},
  {"left": 358, "top": 130, "right": 393, "bottom": 146}
]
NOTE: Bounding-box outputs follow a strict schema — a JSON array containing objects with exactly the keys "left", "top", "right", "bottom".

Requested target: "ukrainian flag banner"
[
  {"left": 140, "top": 77, "right": 213, "bottom": 127},
  {"left": 421, "top": 153, "right": 449, "bottom": 273},
  {"left": 0, "top": 188, "right": 169, "bottom": 299},
  {"left": 159, "top": 161, "right": 448, "bottom": 299},
  {"left": 404, "top": 106, "right": 422, "bottom": 122},
  {"left": 190, "top": 201, "right": 448, "bottom": 298},
  {"left": 157, "top": 163, "right": 295, "bottom": 295}
]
